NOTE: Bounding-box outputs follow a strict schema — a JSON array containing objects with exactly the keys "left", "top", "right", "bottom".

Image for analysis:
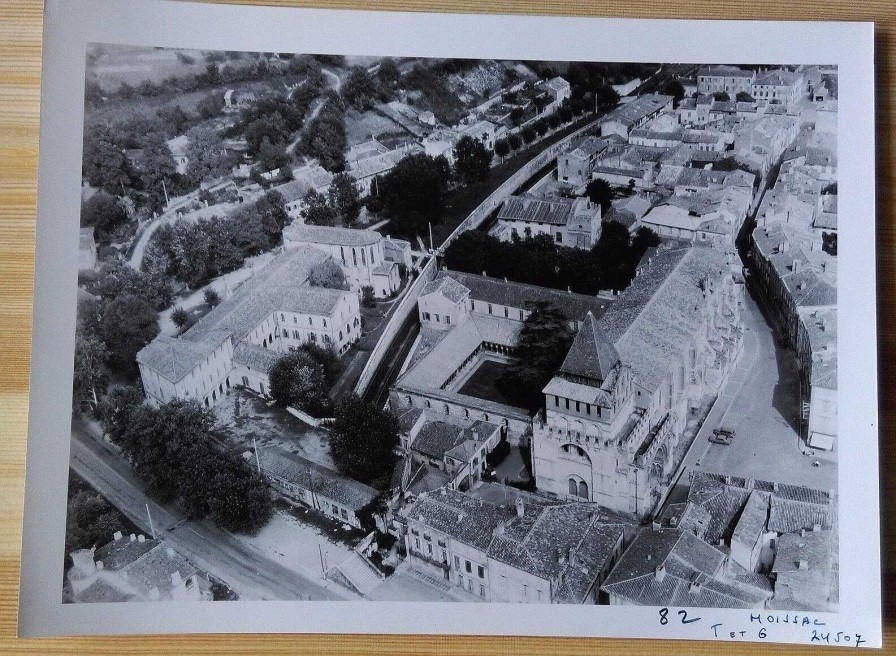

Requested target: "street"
[
  {"left": 69, "top": 417, "right": 347, "bottom": 601},
  {"left": 665, "top": 284, "right": 836, "bottom": 510}
]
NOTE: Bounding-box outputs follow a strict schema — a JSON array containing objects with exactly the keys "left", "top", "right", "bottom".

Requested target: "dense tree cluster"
[
  {"left": 327, "top": 172, "right": 361, "bottom": 225},
  {"left": 146, "top": 191, "right": 289, "bottom": 287},
  {"left": 65, "top": 488, "right": 126, "bottom": 556},
  {"left": 329, "top": 395, "right": 399, "bottom": 489},
  {"left": 308, "top": 259, "right": 348, "bottom": 290},
  {"left": 98, "top": 393, "right": 272, "bottom": 533},
  {"left": 376, "top": 153, "right": 452, "bottom": 237},
  {"left": 298, "top": 95, "right": 347, "bottom": 172},
  {"left": 268, "top": 346, "right": 339, "bottom": 416},
  {"left": 301, "top": 189, "right": 338, "bottom": 227},
  {"left": 442, "top": 221, "right": 662, "bottom": 295},
  {"left": 403, "top": 62, "right": 468, "bottom": 125},
  {"left": 453, "top": 135, "right": 492, "bottom": 185},
  {"left": 496, "top": 302, "right": 574, "bottom": 409},
  {"left": 341, "top": 65, "right": 395, "bottom": 111},
  {"left": 585, "top": 178, "right": 614, "bottom": 214},
  {"left": 184, "top": 126, "right": 234, "bottom": 185},
  {"left": 80, "top": 191, "right": 129, "bottom": 244}
]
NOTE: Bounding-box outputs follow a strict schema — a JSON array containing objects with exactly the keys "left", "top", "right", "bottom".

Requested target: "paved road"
[
  {"left": 69, "top": 418, "right": 346, "bottom": 601},
  {"left": 666, "top": 285, "right": 836, "bottom": 507}
]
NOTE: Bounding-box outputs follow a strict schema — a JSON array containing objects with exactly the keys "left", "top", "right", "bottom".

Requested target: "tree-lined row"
[
  {"left": 99, "top": 390, "right": 272, "bottom": 534},
  {"left": 443, "top": 222, "right": 662, "bottom": 295}
]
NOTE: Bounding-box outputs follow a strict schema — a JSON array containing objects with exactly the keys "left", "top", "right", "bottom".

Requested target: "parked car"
[{"left": 709, "top": 427, "right": 735, "bottom": 445}]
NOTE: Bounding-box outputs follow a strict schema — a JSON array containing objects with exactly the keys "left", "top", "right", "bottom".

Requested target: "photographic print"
[{"left": 20, "top": 0, "right": 879, "bottom": 645}]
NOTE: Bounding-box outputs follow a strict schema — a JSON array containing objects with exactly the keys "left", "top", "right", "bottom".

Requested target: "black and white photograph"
[{"left": 19, "top": 0, "right": 879, "bottom": 645}]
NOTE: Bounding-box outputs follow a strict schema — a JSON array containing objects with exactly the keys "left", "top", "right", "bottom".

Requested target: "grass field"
[
  {"left": 344, "top": 108, "right": 404, "bottom": 147},
  {"left": 457, "top": 359, "right": 518, "bottom": 407}
]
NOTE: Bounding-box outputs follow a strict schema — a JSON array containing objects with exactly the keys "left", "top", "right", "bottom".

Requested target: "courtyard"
[
  {"left": 214, "top": 387, "right": 336, "bottom": 470},
  {"left": 455, "top": 358, "right": 518, "bottom": 407}
]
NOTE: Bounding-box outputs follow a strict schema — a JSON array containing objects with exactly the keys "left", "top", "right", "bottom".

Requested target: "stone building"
[
  {"left": 137, "top": 246, "right": 360, "bottom": 407},
  {"left": 531, "top": 245, "right": 744, "bottom": 519}
]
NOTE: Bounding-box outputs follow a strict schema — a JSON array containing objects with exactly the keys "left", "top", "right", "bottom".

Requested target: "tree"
[
  {"left": 65, "top": 491, "right": 124, "bottom": 555},
  {"left": 329, "top": 395, "right": 398, "bottom": 488},
  {"left": 268, "top": 351, "right": 331, "bottom": 416},
  {"left": 822, "top": 231, "right": 837, "bottom": 256},
  {"left": 736, "top": 91, "right": 754, "bottom": 103},
  {"left": 533, "top": 118, "right": 549, "bottom": 137},
  {"left": 342, "top": 66, "right": 386, "bottom": 110},
  {"left": 361, "top": 285, "right": 376, "bottom": 308},
  {"left": 521, "top": 125, "right": 536, "bottom": 144},
  {"left": 494, "top": 138, "right": 510, "bottom": 159},
  {"left": 244, "top": 112, "right": 291, "bottom": 155},
  {"left": 203, "top": 450, "right": 272, "bottom": 533},
  {"left": 308, "top": 259, "right": 348, "bottom": 290},
  {"left": 257, "top": 136, "right": 290, "bottom": 174},
  {"left": 713, "top": 91, "right": 731, "bottom": 102},
  {"left": 508, "top": 133, "right": 523, "bottom": 150},
  {"left": 299, "top": 101, "right": 347, "bottom": 172},
  {"left": 497, "top": 302, "right": 574, "bottom": 409},
  {"left": 82, "top": 124, "right": 132, "bottom": 193},
  {"left": 140, "top": 131, "right": 177, "bottom": 212},
  {"left": 92, "top": 262, "right": 173, "bottom": 310},
  {"left": 73, "top": 333, "right": 110, "bottom": 410},
  {"left": 585, "top": 178, "right": 614, "bottom": 214},
  {"left": 185, "top": 126, "right": 231, "bottom": 186},
  {"left": 301, "top": 189, "right": 337, "bottom": 226},
  {"left": 171, "top": 307, "right": 190, "bottom": 329},
  {"left": 377, "top": 57, "right": 401, "bottom": 90},
  {"left": 662, "top": 78, "right": 686, "bottom": 104},
  {"left": 204, "top": 288, "right": 221, "bottom": 306},
  {"left": 255, "top": 189, "right": 290, "bottom": 232},
  {"left": 509, "top": 107, "right": 524, "bottom": 126},
  {"left": 300, "top": 342, "right": 340, "bottom": 385},
  {"left": 100, "top": 293, "right": 159, "bottom": 376},
  {"left": 81, "top": 191, "right": 128, "bottom": 244},
  {"left": 197, "top": 92, "right": 224, "bottom": 119},
  {"left": 453, "top": 135, "right": 492, "bottom": 185},
  {"left": 328, "top": 172, "right": 361, "bottom": 224},
  {"left": 97, "top": 385, "right": 145, "bottom": 445},
  {"left": 378, "top": 153, "right": 451, "bottom": 236}
]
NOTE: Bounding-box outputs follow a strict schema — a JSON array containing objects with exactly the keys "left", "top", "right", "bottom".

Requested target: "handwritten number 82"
[{"left": 659, "top": 608, "right": 701, "bottom": 625}]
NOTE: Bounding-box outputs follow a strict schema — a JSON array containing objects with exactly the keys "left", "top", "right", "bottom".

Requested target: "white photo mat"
[{"left": 19, "top": 0, "right": 879, "bottom": 645}]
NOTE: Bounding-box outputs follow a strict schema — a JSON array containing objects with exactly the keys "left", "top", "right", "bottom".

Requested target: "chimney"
[
  {"left": 745, "top": 478, "right": 755, "bottom": 490},
  {"left": 792, "top": 259, "right": 801, "bottom": 273},
  {"left": 813, "top": 523, "right": 822, "bottom": 532},
  {"left": 516, "top": 497, "right": 525, "bottom": 518},
  {"left": 482, "top": 271, "right": 487, "bottom": 277},
  {"left": 69, "top": 550, "right": 97, "bottom": 578},
  {"left": 669, "top": 516, "right": 679, "bottom": 527},
  {"left": 773, "top": 481, "right": 779, "bottom": 492},
  {"left": 651, "top": 521, "right": 661, "bottom": 531},
  {"left": 800, "top": 528, "right": 806, "bottom": 538},
  {"left": 689, "top": 579, "right": 702, "bottom": 593},
  {"left": 798, "top": 559, "right": 808, "bottom": 571},
  {"left": 654, "top": 564, "right": 666, "bottom": 582},
  {"left": 138, "top": 534, "right": 146, "bottom": 543},
  {"left": 129, "top": 534, "right": 136, "bottom": 542},
  {"left": 171, "top": 570, "right": 183, "bottom": 586},
  {"left": 113, "top": 531, "right": 123, "bottom": 541},
  {"left": 440, "top": 487, "right": 447, "bottom": 496}
]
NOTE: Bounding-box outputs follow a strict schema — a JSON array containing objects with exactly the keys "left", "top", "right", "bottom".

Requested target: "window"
[
  {"left": 504, "top": 307, "right": 509, "bottom": 318},
  {"left": 470, "top": 300, "right": 475, "bottom": 311},
  {"left": 340, "top": 508, "right": 348, "bottom": 520},
  {"left": 478, "top": 565, "right": 484, "bottom": 578},
  {"left": 323, "top": 334, "right": 331, "bottom": 343},
  {"left": 467, "top": 579, "right": 473, "bottom": 592},
  {"left": 555, "top": 396, "right": 559, "bottom": 407},
  {"left": 458, "top": 575, "right": 464, "bottom": 588},
  {"left": 519, "top": 309, "right": 524, "bottom": 320},
  {"left": 487, "top": 304, "right": 493, "bottom": 315},
  {"left": 352, "top": 249, "right": 357, "bottom": 266},
  {"left": 555, "top": 232, "right": 562, "bottom": 243},
  {"left": 323, "top": 319, "right": 327, "bottom": 327},
  {"left": 480, "top": 585, "right": 486, "bottom": 597},
  {"left": 579, "top": 480, "right": 589, "bottom": 499},
  {"left": 415, "top": 538, "right": 420, "bottom": 550},
  {"left": 575, "top": 401, "right": 580, "bottom": 412},
  {"left": 309, "top": 317, "right": 314, "bottom": 326},
  {"left": 446, "top": 316, "right": 451, "bottom": 325},
  {"left": 361, "top": 249, "right": 366, "bottom": 265},
  {"left": 465, "top": 560, "right": 472, "bottom": 574},
  {"left": 454, "top": 555, "right": 460, "bottom": 569},
  {"left": 427, "top": 543, "right": 433, "bottom": 555},
  {"left": 434, "top": 314, "right": 440, "bottom": 323},
  {"left": 565, "top": 398, "right": 570, "bottom": 410},
  {"left": 423, "top": 312, "right": 431, "bottom": 321}
]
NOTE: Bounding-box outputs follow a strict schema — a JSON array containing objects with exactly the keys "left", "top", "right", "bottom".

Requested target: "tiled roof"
[
  {"left": 698, "top": 65, "right": 755, "bottom": 79},
  {"left": 420, "top": 275, "right": 471, "bottom": 304},
  {"left": 602, "top": 94, "right": 673, "bottom": 128},
  {"left": 402, "top": 489, "right": 623, "bottom": 603},
  {"left": 772, "top": 529, "right": 832, "bottom": 574},
  {"left": 138, "top": 246, "right": 348, "bottom": 382},
  {"left": 558, "top": 311, "right": 620, "bottom": 382},
  {"left": 498, "top": 195, "right": 575, "bottom": 227},
  {"left": 602, "top": 528, "right": 769, "bottom": 608},
  {"left": 731, "top": 490, "right": 771, "bottom": 549},
  {"left": 598, "top": 246, "right": 731, "bottom": 393},
  {"left": 121, "top": 543, "right": 200, "bottom": 598},
  {"left": 348, "top": 147, "right": 416, "bottom": 180},
  {"left": 94, "top": 535, "right": 158, "bottom": 570},
  {"left": 411, "top": 421, "right": 464, "bottom": 459},
  {"left": 259, "top": 446, "right": 378, "bottom": 511},
  {"left": 397, "top": 407, "right": 424, "bottom": 433},
  {"left": 284, "top": 224, "right": 382, "bottom": 247},
  {"left": 232, "top": 342, "right": 280, "bottom": 375},
  {"left": 439, "top": 271, "right": 609, "bottom": 321},
  {"left": 271, "top": 178, "right": 314, "bottom": 204},
  {"left": 565, "top": 136, "right": 610, "bottom": 159}
]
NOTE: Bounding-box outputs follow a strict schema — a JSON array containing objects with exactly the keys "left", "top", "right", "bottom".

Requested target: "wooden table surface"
[{"left": 0, "top": 0, "right": 893, "bottom": 653}]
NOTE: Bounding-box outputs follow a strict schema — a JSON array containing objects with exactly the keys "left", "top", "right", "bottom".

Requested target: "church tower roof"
[{"left": 558, "top": 311, "right": 620, "bottom": 383}]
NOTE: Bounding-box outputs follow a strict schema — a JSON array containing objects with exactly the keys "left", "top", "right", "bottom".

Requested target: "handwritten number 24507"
[{"left": 659, "top": 608, "right": 701, "bottom": 626}]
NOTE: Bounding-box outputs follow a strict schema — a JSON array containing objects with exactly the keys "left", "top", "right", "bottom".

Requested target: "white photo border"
[{"left": 19, "top": 0, "right": 879, "bottom": 645}]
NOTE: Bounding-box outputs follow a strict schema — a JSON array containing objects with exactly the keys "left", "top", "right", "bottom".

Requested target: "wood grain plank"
[{"left": 0, "top": 0, "right": 892, "bottom": 652}]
